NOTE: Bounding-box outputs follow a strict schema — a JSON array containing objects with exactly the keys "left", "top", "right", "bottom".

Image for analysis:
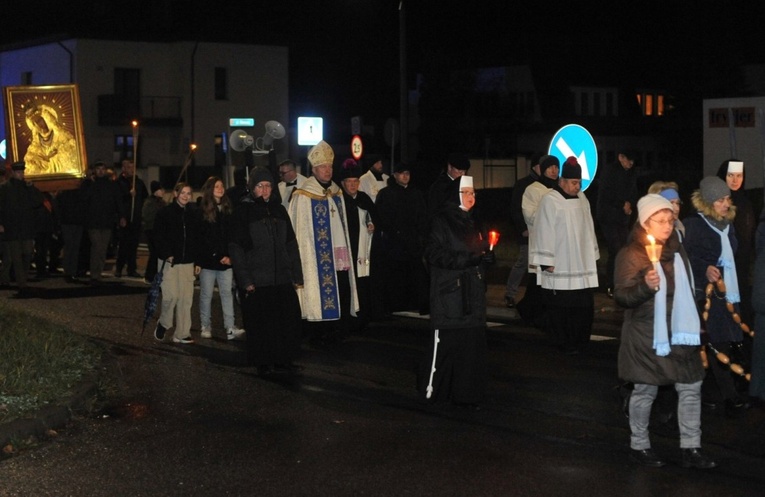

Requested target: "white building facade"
[{"left": 1, "top": 38, "right": 289, "bottom": 185}]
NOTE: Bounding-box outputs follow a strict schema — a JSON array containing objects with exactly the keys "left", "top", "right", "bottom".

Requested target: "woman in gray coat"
[{"left": 614, "top": 194, "right": 716, "bottom": 469}]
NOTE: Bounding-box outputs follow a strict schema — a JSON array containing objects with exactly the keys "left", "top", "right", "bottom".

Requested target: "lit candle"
[
  {"left": 644, "top": 234, "right": 662, "bottom": 291},
  {"left": 131, "top": 120, "right": 139, "bottom": 164},
  {"left": 646, "top": 235, "right": 658, "bottom": 262},
  {"left": 488, "top": 230, "right": 500, "bottom": 251}
]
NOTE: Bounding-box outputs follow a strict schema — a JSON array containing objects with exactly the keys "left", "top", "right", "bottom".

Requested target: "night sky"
[{"left": 3, "top": 1, "right": 765, "bottom": 138}]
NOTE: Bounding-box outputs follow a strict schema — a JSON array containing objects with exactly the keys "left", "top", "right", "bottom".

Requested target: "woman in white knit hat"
[{"left": 614, "top": 193, "right": 716, "bottom": 469}]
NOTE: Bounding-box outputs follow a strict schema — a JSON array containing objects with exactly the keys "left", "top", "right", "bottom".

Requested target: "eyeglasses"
[
  {"left": 459, "top": 190, "right": 476, "bottom": 197},
  {"left": 648, "top": 217, "right": 674, "bottom": 226},
  {"left": 254, "top": 183, "right": 272, "bottom": 189}
]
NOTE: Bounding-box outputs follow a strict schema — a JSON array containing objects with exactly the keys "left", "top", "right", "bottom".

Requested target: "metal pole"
[
  {"left": 131, "top": 122, "right": 139, "bottom": 223},
  {"left": 399, "top": 1, "right": 408, "bottom": 162}
]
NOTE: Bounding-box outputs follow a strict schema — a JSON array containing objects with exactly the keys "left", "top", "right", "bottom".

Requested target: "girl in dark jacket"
[
  {"left": 196, "top": 176, "right": 244, "bottom": 341},
  {"left": 615, "top": 194, "right": 714, "bottom": 469},
  {"left": 153, "top": 182, "right": 200, "bottom": 344},
  {"left": 229, "top": 167, "right": 303, "bottom": 376},
  {"left": 420, "top": 175, "right": 494, "bottom": 408}
]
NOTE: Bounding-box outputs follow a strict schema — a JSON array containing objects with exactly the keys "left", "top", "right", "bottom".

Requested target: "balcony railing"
[{"left": 98, "top": 95, "right": 182, "bottom": 127}]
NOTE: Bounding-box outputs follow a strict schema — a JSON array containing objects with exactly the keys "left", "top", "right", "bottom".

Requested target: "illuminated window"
[{"left": 636, "top": 91, "right": 666, "bottom": 117}]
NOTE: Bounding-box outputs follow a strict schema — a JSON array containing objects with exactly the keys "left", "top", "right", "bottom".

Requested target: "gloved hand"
[{"left": 480, "top": 251, "right": 496, "bottom": 265}]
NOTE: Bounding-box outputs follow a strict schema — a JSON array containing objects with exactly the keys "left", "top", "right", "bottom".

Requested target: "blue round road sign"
[{"left": 547, "top": 124, "right": 598, "bottom": 191}]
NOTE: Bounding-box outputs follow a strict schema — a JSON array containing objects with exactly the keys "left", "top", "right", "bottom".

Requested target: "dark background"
[
  {"left": 3, "top": 1, "right": 765, "bottom": 195},
  {"left": 4, "top": 1, "right": 764, "bottom": 130}
]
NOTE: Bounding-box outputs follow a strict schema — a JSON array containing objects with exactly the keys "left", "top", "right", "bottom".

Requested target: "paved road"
[{"left": 0, "top": 275, "right": 763, "bottom": 497}]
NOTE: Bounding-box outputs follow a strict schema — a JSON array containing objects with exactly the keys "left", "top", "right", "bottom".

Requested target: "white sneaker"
[
  {"left": 227, "top": 327, "right": 245, "bottom": 340},
  {"left": 200, "top": 326, "right": 212, "bottom": 339}
]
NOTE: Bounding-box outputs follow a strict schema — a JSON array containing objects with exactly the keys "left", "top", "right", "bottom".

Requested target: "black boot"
[
  {"left": 681, "top": 448, "right": 717, "bottom": 469},
  {"left": 629, "top": 448, "right": 665, "bottom": 467}
]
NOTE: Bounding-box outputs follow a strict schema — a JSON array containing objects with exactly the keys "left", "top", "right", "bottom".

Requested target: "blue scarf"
[
  {"left": 653, "top": 252, "right": 701, "bottom": 356},
  {"left": 700, "top": 214, "right": 740, "bottom": 303}
]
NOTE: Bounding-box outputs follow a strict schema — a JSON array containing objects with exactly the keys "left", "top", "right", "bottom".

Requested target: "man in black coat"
[
  {"left": 376, "top": 163, "right": 428, "bottom": 314},
  {"left": 0, "top": 161, "right": 44, "bottom": 297},
  {"left": 427, "top": 153, "right": 471, "bottom": 219},
  {"left": 81, "top": 161, "right": 126, "bottom": 284},
  {"left": 596, "top": 151, "right": 638, "bottom": 296},
  {"left": 338, "top": 159, "right": 377, "bottom": 331},
  {"left": 115, "top": 159, "right": 148, "bottom": 278}
]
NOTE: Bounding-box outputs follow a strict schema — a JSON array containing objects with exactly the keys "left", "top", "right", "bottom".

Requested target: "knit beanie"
[
  {"left": 247, "top": 166, "right": 275, "bottom": 190},
  {"left": 539, "top": 155, "right": 560, "bottom": 175},
  {"left": 699, "top": 176, "right": 730, "bottom": 204},
  {"left": 638, "top": 194, "right": 674, "bottom": 228},
  {"left": 561, "top": 157, "right": 582, "bottom": 179}
]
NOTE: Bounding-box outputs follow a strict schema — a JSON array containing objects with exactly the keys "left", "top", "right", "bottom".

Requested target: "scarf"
[
  {"left": 700, "top": 214, "right": 740, "bottom": 303},
  {"left": 653, "top": 252, "right": 701, "bottom": 356}
]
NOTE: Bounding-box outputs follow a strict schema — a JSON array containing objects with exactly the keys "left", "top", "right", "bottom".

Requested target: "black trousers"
[
  {"left": 116, "top": 221, "right": 141, "bottom": 274},
  {"left": 601, "top": 220, "right": 630, "bottom": 290},
  {"left": 543, "top": 288, "right": 594, "bottom": 350}
]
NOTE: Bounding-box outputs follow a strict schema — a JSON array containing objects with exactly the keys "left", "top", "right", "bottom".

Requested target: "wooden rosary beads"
[{"left": 701, "top": 278, "right": 754, "bottom": 380}]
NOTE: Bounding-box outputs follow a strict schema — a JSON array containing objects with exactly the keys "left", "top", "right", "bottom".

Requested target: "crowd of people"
[
  {"left": 2, "top": 147, "right": 765, "bottom": 470},
  {"left": 500, "top": 151, "right": 765, "bottom": 469}
]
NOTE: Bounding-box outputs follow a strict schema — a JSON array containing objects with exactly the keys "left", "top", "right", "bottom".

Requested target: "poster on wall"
[{"left": 3, "top": 84, "right": 88, "bottom": 190}]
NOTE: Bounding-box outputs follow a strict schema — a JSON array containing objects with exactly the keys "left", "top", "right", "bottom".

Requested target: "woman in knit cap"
[
  {"left": 683, "top": 176, "right": 748, "bottom": 416},
  {"left": 615, "top": 194, "right": 715, "bottom": 469},
  {"left": 229, "top": 166, "right": 304, "bottom": 376}
]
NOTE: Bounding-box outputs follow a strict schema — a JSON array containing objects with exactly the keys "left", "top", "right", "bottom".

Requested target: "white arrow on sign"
[{"left": 555, "top": 137, "right": 590, "bottom": 181}]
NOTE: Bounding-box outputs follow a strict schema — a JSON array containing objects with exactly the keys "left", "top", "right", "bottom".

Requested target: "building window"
[
  {"left": 636, "top": 91, "right": 666, "bottom": 117},
  {"left": 21, "top": 72, "right": 32, "bottom": 85},
  {"left": 215, "top": 67, "right": 228, "bottom": 100},
  {"left": 645, "top": 94, "right": 654, "bottom": 116},
  {"left": 115, "top": 134, "right": 135, "bottom": 164}
]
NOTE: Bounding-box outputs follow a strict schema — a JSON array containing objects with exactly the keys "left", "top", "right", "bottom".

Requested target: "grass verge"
[{"left": 0, "top": 303, "right": 104, "bottom": 424}]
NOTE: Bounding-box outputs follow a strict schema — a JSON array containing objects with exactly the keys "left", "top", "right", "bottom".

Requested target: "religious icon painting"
[{"left": 3, "top": 84, "right": 88, "bottom": 191}]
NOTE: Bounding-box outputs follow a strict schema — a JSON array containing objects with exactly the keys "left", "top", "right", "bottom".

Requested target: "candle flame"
[
  {"left": 132, "top": 120, "right": 139, "bottom": 127},
  {"left": 488, "top": 230, "right": 500, "bottom": 250},
  {"left": 647, "top": 234, "right": 656, "bottom": 245},
  {"left": 190, "top": 143, "right": 197, "bottom": 151}
]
